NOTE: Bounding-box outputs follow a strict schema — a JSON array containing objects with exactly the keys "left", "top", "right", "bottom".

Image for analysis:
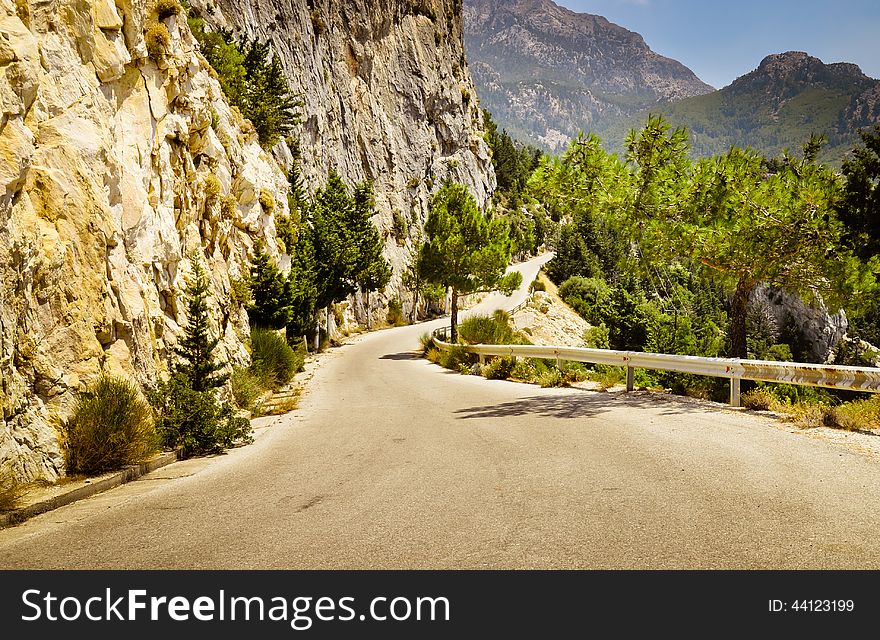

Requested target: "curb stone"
[{"left": 0, "top": 451, "right": 179, "bottom": 529}]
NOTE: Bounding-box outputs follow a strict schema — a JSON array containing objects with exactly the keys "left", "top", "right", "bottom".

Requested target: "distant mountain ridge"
[
  {"left": 639, "top": 52, "right": 880, "bottom": 164},
  {"left": 463, "top": 0, "right": 714, "bottom": 151}
]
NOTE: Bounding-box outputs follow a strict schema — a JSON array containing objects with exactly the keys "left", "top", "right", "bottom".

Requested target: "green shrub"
[
  {"left": 419, "top": 332, "right": 434, "bottom": 355},
  {"left": 310, "top": 9, "right": 326, "bottom": 34},
  {"left": 387, "top": 296, "right": 406, "bottom": 326},
  {"left": 438, "top": 345, "right": 477, "bottom": 371},
  {"left": 742, "top": 388, "right": 775, "bottom": 411},
  {"left": 459, "top": 310, "right": 527, "bottom": 345},
  {"left": 0, "top": 467, "right": 23, "bottom": 513},
  {"left": 204, "top": 173, "right": 222, "bottom": 202},
  {"left": 560, "top": 362, "right": 589, "bottom": 384},
  {"left": 537, "top": 369, "right": 567, "bottom": 388},
  {"left": 822, "top": 396, "right": 880, "bottom": 431},
  {"left": 425, "top": 346, "right": 441, "bottom": 364},
  {"left": 63, "top": 376, "right": 159, "bottom": 475},
  {"left": 250, "top": 328, "right": 303, "bottom": 389},
  {"left": 392, "top": 209, "right": 408, "bottom": 245},
  {"left": 259, "top": 189, "right": 275, "bottom": 212},
  {"left": 154, "top": 0, "right": 181, "bottom": 20},
  {"left": 511, "top": 358, "right": 539, "bottom": 382},
  {"left": 589, "top": 365, "right": 625, "bottom": 390},
  {"left": 149, "top": 373, "right": 252, "bottom": 458},
  {"left": 482, "top": 356, "right": 516, "bottom": 380},
  {"left": 583, "top": 324, "right": 610, "bottom": 349},
  {"left": 530, "top": 278, "right": 546, "bottom": 292},
  {"left": 145, "top": 23, "right": 171, "bottom": 59},
  {"left": 230, "top": 366, "right": 263, "bottom": 411}
]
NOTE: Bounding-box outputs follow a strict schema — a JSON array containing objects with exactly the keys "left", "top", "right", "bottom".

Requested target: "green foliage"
[
  {"left": 229, "top": 277, "right": 252, "bottom": 310},
  {"left": 742, "top": 388, "right": 775, "bottom": 411},
  {"left": 153, "top": 0, "right": 181, "bottom": 20},
  {"left": 174, "top": 260, "right": 228, "bottom": 392},
  {"left": 247, "top": 242, "right": 291, "bottom": 330},
  {"left": 419, "top": 182, "right": 522, "bottom": 341},
  {"left": 386, "top": 296, "right": 405, "bottom": 326},
  {"left": 230, "top": 366, "right": 263, "bottom": 412},
  {"left": 419, "top": 332, "right": 434, "bottom": 355},
  {"left": 203, "top": 174, "right": 222, "bottom": 204},
  {"left": 250, "top": 328, "right": 303, "bottom": 389},
  {"left": 840, "top": 124, "right": 880, "bottom": 261},
  {"left": 484, "top": 109, "right": 543, "bottom": 198},
  {"left": 145, "top": 23, "right": 170, "bottom": 59},
  {"left": 63, "top": 377, "right": 159, "bottom": 475},
  {"left": 189, "top": 18, "right": 301, "bottom": 148},
  {"left": 482, "top": 357, "right": 517, "bottom": 380},
  {"left": 151, "top": 258, "right": 251, "bottom": 458},
  {"left": 583, "top": 324, "right": 610, "bottom": 349},
  {"left": 149, "top": 373, "right": 252, "bottom": 458},
  {"left": 392, "top": 209, "right": 408, "bottom": 245},
  {"left": 459, "top": 310, "right": 527, "bottom": 345},
  {"left": 530, "top": 278, "right": 546, "bottom": 292},
  {"left": 437, "top": 345, "right": 478, "bottom": 371},
  {"left": 310, "top": 10, "right": 326, "bottom": 35},
  {"left": 823, "top": 396, "right": 880, "bottom": 431},
  {"left": 311, "top": 171, "right": 391, "bottom": 313}
]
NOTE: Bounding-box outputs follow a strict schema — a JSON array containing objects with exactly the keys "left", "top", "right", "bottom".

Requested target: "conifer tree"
[
  {"left": 247, "top": 241, "right": 291, "bottom": 330},
  {"left": 174, "top": 259, "right": 228, "bottom": 392},
  {"left": 419, "top": 182, "right": 522, "bottom": 343}
]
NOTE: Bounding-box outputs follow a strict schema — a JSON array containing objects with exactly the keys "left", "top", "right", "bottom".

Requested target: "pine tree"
[
  {"left": 174, "top": 259, "right": 228, "bottom": 392},
  {"left": 247, "top": 241, "right": 291, "bottom": 330},
  {"left": 286, "top": 219, "right": 319, "bottom": 341},
  {"left": 419, "top": 182, "right": 522, "bottom": 342},
  {"left": 351, "top": 181, "right": 391, "bottom": 327}
]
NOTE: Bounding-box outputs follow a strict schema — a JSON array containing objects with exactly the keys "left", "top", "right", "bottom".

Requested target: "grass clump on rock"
[{"left": 62, "top": 376, "right": 159, "bottom": 475}]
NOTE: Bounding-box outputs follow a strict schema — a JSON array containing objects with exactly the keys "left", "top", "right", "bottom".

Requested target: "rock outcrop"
[
  {"left": 0, "top": 0, "right": 289, "bottom": 481},
  {"left": 195, "top": 0, "right": 495, "bottom": 305},
  {"left": 751, "top": 286, "right": 848, "bottom": 363},
  {"left": 0, "top": 0, "right": 495, "bottom": 482}
]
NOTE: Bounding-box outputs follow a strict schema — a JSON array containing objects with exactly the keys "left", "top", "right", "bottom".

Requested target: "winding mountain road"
[{"left": 1, "top": 254, "right": 879, "bottom": 569}]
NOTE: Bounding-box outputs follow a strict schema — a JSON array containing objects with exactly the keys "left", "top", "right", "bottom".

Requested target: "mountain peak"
[
  {"left": 755, "top": 51, "right": 868, "bottom": 82},
  {"left": 464, "top": 0, "right": 713, "bottom": 151}
]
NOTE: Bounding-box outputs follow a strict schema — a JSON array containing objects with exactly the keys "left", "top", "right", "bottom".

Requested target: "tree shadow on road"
[
  {"left": 379, "top": 352, "right": 421, "bottom": 361},
  {"left": 453, "top": 389, "right": 725, "bottom": 421}
]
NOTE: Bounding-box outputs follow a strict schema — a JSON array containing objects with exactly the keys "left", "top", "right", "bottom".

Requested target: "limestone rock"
[
  {"left": 196, "top": 0, "right": 496, "bottom": 321},
  {"left": 0, "top": 0, "right": 288, "bottom": 482}
]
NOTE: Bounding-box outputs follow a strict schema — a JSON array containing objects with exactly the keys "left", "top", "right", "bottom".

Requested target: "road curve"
[{"left": 1, "top": 255, "right": 879, "bottom": 569}]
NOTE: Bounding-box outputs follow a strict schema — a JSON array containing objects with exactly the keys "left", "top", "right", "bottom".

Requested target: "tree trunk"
[
  {"left": 314, "top": 316, "right": 320, "bottom": 352},
  {"left": 365, "top": 289, "right": 372, "bottom": 330},
  {"left": 729, "top": 278, "right": 755, "bottom": 360},
  {"left": 410, "top": 290, "right": 418, "bottom": 324},
  {"left": 326, "top": 305, "right": 332, "bottom": 343},
  {"left": 450, "top": 289, "right": 459, "bottom": 343}
]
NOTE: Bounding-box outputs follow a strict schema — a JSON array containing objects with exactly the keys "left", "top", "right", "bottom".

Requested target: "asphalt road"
[{"left": 1, "top": 254, "right": 879, "bottom": 569}]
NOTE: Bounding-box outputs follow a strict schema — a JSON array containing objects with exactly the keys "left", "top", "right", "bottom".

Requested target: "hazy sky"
[{"left": 556, "top": 0, "right": 880, "bottom": 89}]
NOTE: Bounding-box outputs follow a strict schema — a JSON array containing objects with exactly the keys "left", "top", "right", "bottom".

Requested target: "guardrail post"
[
  {"left": 479, "top": 354, "right": 486, "bottom": 365},
  {"left": 730, "top": 377, "right": 741, "bottom": 407},
  {"left": 626, "top": 366, "right": 634, "bottom": 392}
]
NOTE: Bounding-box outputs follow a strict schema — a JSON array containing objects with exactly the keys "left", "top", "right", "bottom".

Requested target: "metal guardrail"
[{"left": 431, "top": 328, "right": 880, "bottom": 407}]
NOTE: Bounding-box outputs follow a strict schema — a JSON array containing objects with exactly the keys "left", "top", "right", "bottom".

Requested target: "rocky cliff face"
[
  {"left": 0, "top": 0, "right": 494, "bottom": 483},
  {"left": 463, "top": 0, "right": 713, "bottom": 151},
  {"left": 197, "top": 0, "right": 495, "bottom": 298},
  {"left": 0, "top": 0, "right": 290, "bottom": 482}
]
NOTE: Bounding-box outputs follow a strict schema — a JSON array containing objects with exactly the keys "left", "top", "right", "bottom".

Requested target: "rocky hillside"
[
  {"left": 0, "top": 0, "right": 494, "bottom": 482},
  {"left": 463, "top": 0, "right": 713, "bottom": 151},
  {"left": 197, "top": 0, "right": 495, "bottom": 297},
  {"left": 638, "top": 52, "right": 880, "bottom": 165}
]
